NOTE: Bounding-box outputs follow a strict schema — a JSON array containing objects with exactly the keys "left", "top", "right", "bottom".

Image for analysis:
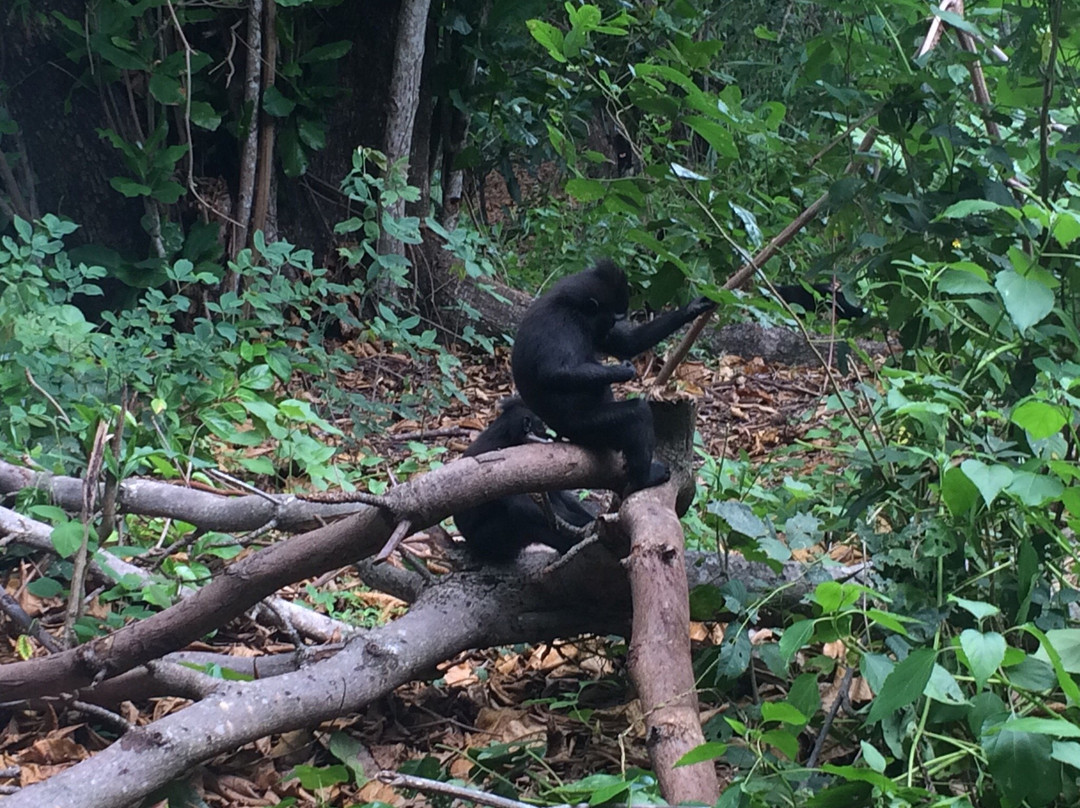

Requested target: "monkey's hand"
[
  {"left": 610, "top": 360, "right": 637, "bottom": 383},
  {"left": 686, "top": 295, "right": 718, "bottom": 318}
]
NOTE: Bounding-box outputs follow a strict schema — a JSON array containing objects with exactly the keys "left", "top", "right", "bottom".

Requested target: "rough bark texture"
[
  {"left": 621, "top": 402, "right": 719, "bottom": 805},
  {"left": 377, "top": 0, "right": 432, "bottom": 262},
  {"left": 231, "top": 0, "right": 263, "bottom": 259},
  {"left": 4, "top": 571, "right": 623, "bottom": 808},
  {"left": 0, "top": 443, "right": 623, "bottom": 701},
  {"left": 415, "top": 232, "right": 534, "bottom": 342}
]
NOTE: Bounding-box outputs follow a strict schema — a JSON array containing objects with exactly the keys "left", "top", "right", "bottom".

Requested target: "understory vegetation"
[{"left": 2, "top": 0, "right": 1080, "bottom": 805}]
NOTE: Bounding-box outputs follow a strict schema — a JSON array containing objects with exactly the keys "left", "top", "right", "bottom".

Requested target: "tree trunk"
[{"left": 377, "top": 0, "right": 432, "bottom": 276}]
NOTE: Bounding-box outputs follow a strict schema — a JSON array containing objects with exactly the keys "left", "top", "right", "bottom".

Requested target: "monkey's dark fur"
[
  {"left": 512, "top": 260, "right": 715, "bottom": 493},
  {"left": 774, "top": 283, "right": 863, "bottom": 320},
  {"left": 453, "top": 397, "right": 596, "bottom": 563}
]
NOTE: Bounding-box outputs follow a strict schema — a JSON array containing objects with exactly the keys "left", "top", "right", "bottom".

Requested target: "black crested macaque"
[
  {"left": 453, "top": 396, "right": 596, "bottom": 563},
  {"left": 774, "top": 282, "right": 863, "bottom": 320},
  {"left": 512, "top": 260, "right": 715, "bottom": 494}
]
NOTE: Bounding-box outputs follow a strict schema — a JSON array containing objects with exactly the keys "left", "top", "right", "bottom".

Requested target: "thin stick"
[{"left": 374, "top": 519, "right": 413, "bottom": 563}]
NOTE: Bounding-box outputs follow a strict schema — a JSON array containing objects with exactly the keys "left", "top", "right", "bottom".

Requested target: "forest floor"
[{"left": 1, "top": 337, "right": 874, "bottom": 806}]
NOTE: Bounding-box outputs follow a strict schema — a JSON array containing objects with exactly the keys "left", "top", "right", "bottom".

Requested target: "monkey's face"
[{"left": 577, "top": 273, "right": 628, "bottom": 340}]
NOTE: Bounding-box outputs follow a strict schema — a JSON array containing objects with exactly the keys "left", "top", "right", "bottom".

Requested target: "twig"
[
  {"left": 64, "top": 420, "right": 108, "bottom": 647},
  {"left": 24, "top": 369, "right": 71, "bottom": 426},
  {"left": 68, "top": 699, "right": 135, "bottom": 735},
  {"left": 806, "top": 665, "right": 856, "bottom": 769},
  {"left": 376, "top": 771, "right": 535, "bottom": 808},
  {"left": 374, "top": 519, "right": 414, "bottom": 563},
  {"left": 654, "top": 130, "right": 879, "bottom": 388},
  {"left": 0, "top": 589, "right": 62, "bottom": 653},
  {"left": 206, "top": 468, "right": 278, "bottom": 503}
]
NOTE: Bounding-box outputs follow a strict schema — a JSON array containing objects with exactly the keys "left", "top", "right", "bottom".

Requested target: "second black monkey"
[
  {"left": 512, "top": 260, "right": 715, "bottom": 493},
  {"left": 453, "top": 396, "right": 596, "bottom": 563}
]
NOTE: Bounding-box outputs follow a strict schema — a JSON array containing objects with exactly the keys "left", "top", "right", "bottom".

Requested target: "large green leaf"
[
  {"left": 941, "top": 465, "right": 979, "bottom": 515},
  {"left": 959, "top": 629, "right": 1006, "bottom": 690},
  {"left": 1005, "top": 471, "right": 1064, "bottom": 506},
  {"left": 995, "top": 268, "right": 1054, "bottom": 332},
  {"left": 959, "top": 459, "right": 1014, "bottom": 507},
  {"left": 983, "top": 722, "right": 1061, "bottom": 806},
  {"left": 1011, "top": 399, "right": 1069, "bottom": 439},
  {"left": 778, "top": 619, "right": 814, "bottom": 663},
  {"left": 51, "top": 520, "right": 85, "bottom": 559},
  {"left": 526, "top": 19, "right": 567, "bottom": 63},
  {"left": 866, "top": 648, "right": 936, "bottom": 723},
  {"left": 683, "top": 115, "right": 738, "bottom": 159}
]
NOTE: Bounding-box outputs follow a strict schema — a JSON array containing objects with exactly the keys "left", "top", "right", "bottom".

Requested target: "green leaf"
[
  {"left": 565, "top": 178, "right": 605, "bottom": 202},
  {"left": 959, "top": 629, "right": 1006, "bottom": 690},
  {"left": 1052, "top": 740, "right": 1080, "bottom": 770},
  {"left": 148, "top": 71, "right": 184, "bottom": 105},
  {"left": 1006, "top": 655, "right": 1057, "bottom": 691},
  {"left": 924, "top": 664, "right": 966, "bottom": 705},
  {"left": 51, "top": 520, "right": 85, "bottom": 559},
  {"left": 526, "top": 19, "right": 567, "bottom": 63},
  {"left": 860, "top": 653, "right": 894, "bottom": 694},
  {"left": 262, "top": 86, "right": 296, "bottom": 117},
  {"left": 998, "top": 718, "right": 1080, "bottom": 738},
  {"left": 779, "top": 619, "right": 814, "bottom": 662},
  {"left": 1011, "top": 399, "right": 1069, "bottom": 439},
  {"left": 151, "top": 181, "right": 186, "bottom": 204},
  {"left": 13, "top": 215, "right": 32, "bottom": 242},
  {"left": 289, "top": 763, "right": 349, "bottom": 790},
  {"left": 190, "top": 101, "right": 222, "bottom": 131},
  {"left": 983, "top": 721, "right": 1061, "bottom": 806},
  {"left": 1051, "top": 211, "right": 1080, "bottom": 247},
  {"left": 675, "top": 741, "right": 727, "bottom": 766},
  {"left": 865, "top": 609, "right": 910, "bottom": 635},
  {"left": 298, "top": 118, "right": 326, "bottom": 150},
  {"left": 708, "top": 501, "right": 767, "bottom": 537},
  {"left": 939, "top": 199, "right": 1006, "bottom": 219},
  {"left": 995, "top": 268, "right": 1054, "bottom": 332},
  {"left": 860, "top": 741, "right": 887, "bottom": 773},
  {"left": 1005, "top": 471, "right": 1064, "bottom": 507},
  {"left": 939, "top": 262, "right": 992, "bottom": 295},
  {"left": 683, "top": 115, "right": 738, "bottom": 159},
  {"left": 788, "top": 672, "right": 821, "bottom": 720},
  {"left": 27, "top": 577, "right": 64, "bottom": 598},
  {"left": 299, "top": 41, "right": 352, "bottom": 62},
  {"left": 811, "top": 581, "right": 860, "bottom": 614},
  {"left": 948, "top": 595, "right": 1000, "bottom": 621},
  {"left": 820, "top": 764, "right": 894, "bottom": 792},
  {"left": 761, "top": 701, "right": 807, "bottom": 727},
  {"left": 866, "top": 648, "right": 936, "bottom": 723},
  {"left": 1032, "top": 628, "right": 1080, "bottom": 675},
  {"left": 760, "top": 729, "right": 799, "bottom": 760},
  {"left": 110, "top": 177, "right": 152, "bottom": 198},
  {"left": 238, "top": 455, "right": 276, "bottom": 475},
  {"left": 941, "top": 465, "right": 979, "bottom": 515},
  {"left": 959, "top": 459, "right": 1014, "bottom": 508}
]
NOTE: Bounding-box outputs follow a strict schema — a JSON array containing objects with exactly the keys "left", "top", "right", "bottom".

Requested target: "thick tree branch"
[
  {"left": 0, "top": 444, "right": 623, "bottom": 701},
  {"left": 4, "top": 570, "right": 623, "bottom": 808}
]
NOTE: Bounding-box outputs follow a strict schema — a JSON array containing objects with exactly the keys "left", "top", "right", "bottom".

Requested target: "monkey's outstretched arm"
[{"left": 604, "top": 297, "right": 716, "bottom": 359}]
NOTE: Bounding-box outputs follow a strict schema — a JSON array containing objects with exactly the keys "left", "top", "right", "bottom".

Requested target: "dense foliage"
[{"left": 2, "top": 0, "right": 1080, "bottom": 805}]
